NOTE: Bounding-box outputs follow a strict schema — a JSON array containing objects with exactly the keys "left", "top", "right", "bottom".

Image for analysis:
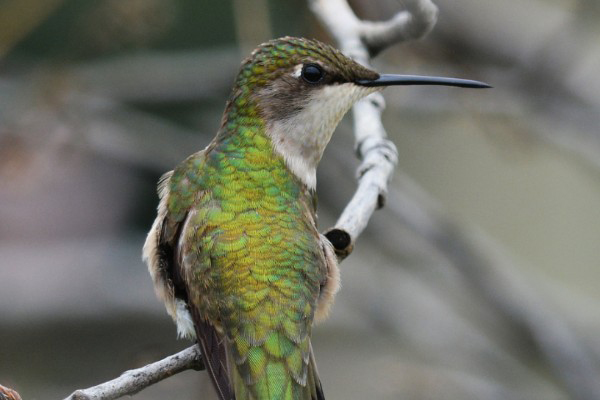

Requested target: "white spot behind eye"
[{"left": 291, "top": 64, "right": 303, "bottom": 79}]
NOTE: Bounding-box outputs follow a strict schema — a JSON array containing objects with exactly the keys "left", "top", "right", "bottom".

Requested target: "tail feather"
[
  {"left": 189, "top": 305, "right": 325, "bottom": 400},
  {"left": 230, "top": 335, "right": 325, "bottom": 400}
]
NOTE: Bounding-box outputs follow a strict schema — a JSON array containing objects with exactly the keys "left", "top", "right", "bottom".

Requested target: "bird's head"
[{"left": 224, "top": 37, "right": 488, "bottom": 189}]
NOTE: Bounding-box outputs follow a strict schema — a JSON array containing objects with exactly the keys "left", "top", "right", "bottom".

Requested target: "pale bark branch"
[
  {"left": 63, "top": 345, "right": 203, "bottom": 400},
  {"left": 310, "top": 0, "right": 437, "bottom": 258},
  {"left": 359, "top": 0, "right": 438, "bottom": 56}
]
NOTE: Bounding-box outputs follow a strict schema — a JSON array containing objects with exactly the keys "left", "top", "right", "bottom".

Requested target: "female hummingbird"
[{"left": 143, "top": 37, "right": 488, "bottom": 400}]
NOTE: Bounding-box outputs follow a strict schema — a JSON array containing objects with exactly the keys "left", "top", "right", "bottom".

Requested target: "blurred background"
[{"left": 1, "top": 0, "right": 600, "bottom": 399}]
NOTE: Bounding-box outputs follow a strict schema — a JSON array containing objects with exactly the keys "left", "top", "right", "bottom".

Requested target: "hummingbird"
[{"left": 143, "top": 36, "right": 489, "bottom": 400}]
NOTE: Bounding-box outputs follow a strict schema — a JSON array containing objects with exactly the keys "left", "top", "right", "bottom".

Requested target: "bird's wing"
[
  {"left": 143, "top": 150, "right": 234, "bottom": 400},
  {"left": 190, "top": 303, "right": 233, "bottom": 400},
  {"left": 308, "top": 343, "right": 326, "bottom": 400}
]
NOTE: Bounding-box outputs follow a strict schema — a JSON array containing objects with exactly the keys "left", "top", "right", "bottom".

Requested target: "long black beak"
[{"left": 356, "top": 74, "right": 491, "bottom": 89}]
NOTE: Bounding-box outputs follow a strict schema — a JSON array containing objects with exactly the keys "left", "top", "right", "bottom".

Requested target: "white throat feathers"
[{"left": 264, "top": 82, "right": 377, "bottom": 189}]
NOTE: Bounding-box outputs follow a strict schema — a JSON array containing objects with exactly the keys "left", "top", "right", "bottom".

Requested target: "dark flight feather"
[
  {"left": 190, "top": 307, "right": 234, "bottom": 400},
  {"left": 157, "top": 212, "right": 234, "bottom": 400}
]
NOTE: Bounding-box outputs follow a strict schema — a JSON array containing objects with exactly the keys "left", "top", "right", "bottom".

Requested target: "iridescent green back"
[{"left": 167, "top": 103, "right": 324, "bottom": 400}]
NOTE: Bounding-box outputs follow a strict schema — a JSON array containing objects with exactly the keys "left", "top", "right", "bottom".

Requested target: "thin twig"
[
  {"left": 360, "top": 0, "right": 438, "bottom": 56},
  {"left": 310, "top": 0, "right": 437, "bottom": 258},
  {"left": 63, "top": 346, "right": 204, "bottom": 400}
]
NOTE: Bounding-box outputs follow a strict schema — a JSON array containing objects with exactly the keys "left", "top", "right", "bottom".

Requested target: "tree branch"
[
  {"left": 63, "top": 345, "right": 204, "bottom": 400},
  {"left": 310, "top": 0, "right": 437, "bottom": 259},
  {"left": 360, "top": 0, "right": 438, "bottom": 56}
]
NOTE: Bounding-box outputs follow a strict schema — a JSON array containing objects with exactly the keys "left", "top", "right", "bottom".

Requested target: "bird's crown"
[{"left": 236, "top": 36, "right": 379, "bottom": 88}]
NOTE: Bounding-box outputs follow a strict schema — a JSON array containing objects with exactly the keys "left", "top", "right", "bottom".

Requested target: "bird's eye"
[{"left": 301, "top": 64, "right": 324, "bottom": 84}]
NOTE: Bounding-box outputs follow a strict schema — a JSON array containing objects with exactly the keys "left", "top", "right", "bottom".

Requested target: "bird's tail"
[{"left": 230, "top": 333, "right": 325, "bottom": 400}]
